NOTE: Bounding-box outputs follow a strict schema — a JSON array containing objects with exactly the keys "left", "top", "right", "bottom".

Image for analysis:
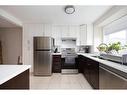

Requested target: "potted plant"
[
  {"left": 107, "top": 42, "right": 122, "bottom": 55},
  {"left": 97, "top": 42, "right": 122, "bottom": 55}
]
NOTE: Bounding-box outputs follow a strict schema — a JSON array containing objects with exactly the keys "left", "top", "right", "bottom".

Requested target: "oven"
[
  {"left": 61, "top": 48, "right": 78, "bottom": 74},
  {"left": 61, "top": 55, "right": 78, "bottom": 69}
]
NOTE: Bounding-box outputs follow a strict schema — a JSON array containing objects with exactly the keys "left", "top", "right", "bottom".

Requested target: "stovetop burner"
[{"left": 61, "top": 48, "right": 77, "bottom": 58}]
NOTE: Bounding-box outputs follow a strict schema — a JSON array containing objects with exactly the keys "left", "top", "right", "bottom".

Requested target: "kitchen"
[{"left": 0, "top": 5, "right": 127, "bottom": 90}]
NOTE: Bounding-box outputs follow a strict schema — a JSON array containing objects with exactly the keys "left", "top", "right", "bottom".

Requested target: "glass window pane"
[{"left": 104, "top": 30, "right": 127, "bottom": 45}]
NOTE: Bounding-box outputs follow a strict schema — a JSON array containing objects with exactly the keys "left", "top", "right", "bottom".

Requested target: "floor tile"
[{"left": 30, "top": 73, "right": 92, "bottom": 90}]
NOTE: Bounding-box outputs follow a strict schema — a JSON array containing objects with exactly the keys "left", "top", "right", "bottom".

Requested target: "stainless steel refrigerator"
[{"left": 34, "top": 37, "right": 54, "bottom": 76}]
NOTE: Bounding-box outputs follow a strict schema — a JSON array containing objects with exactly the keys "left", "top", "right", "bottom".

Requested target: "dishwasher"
[{"left": 99, "top": 66, "right": 127, "bottom": 89}]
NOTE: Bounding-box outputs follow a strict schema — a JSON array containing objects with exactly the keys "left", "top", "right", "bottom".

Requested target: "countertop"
[
  {"left": 0, "top": 65, "right": 31, "bottom": 85},
  {"left": 52, "top": 53, "right": 62, "bottom": 55},
  {"left": 52, "top": 52, "right": 127, "bottom": 74},
  {"left": 77, "top": 53, "right": 127, "bottom": 78}
]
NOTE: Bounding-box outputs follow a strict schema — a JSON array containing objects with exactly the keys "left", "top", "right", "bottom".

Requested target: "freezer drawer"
[
  {"left": 99, "top": 66, "right": 127, "bottom": 89},
  {"left": 34, "top": 51, "right": 52, "bottom": 75}
]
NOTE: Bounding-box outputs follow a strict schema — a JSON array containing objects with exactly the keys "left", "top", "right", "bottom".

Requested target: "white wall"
[
  {"left": 0, "top": 28, "right": 22, "bottom": 64},
  {"left": 23, "top": 23, "right": 45, "bottom": 72}
]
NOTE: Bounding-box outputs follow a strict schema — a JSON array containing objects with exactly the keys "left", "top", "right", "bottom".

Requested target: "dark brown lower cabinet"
[
  {"left": 87, "top": 58, "right": 99, "bottom": 89},
  {"left": 78, "top": 55, "right": 99, "bottom": 89},
  {"left": 52, "top": 55, "right": 61, "bottom": 73},
  {"left": 0, "top": 69, "right": 29, "bottom": 89},
  {"left": 78, "top": 55, "right": 85, "bottom": 73}
]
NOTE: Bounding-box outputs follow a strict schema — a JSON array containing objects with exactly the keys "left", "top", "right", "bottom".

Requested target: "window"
[{"left": 104, "top": 29, "right": 127, "bottom": 46}]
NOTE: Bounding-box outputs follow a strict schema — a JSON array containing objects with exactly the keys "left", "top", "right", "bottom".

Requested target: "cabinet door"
[
  {"left": 79, "top": 24, "right": 87, "bottom": 45},
  {"left": 89, "top": 59, "right": 99, "bottom": 89},
  {"left": 84, "top": 58, "right": 91, "bottom": 83},
  {"left": 84, "top": 58, "right": 99, "bottom": 89},
  {"left": 31, "top": 24, "right": 44, "bottom": 36},
  {"left": 86, "top": 24, "right": 93, "bottom": 45},
  {"left": 78, "top": 55, "right": 85, "bottom": 73},
  {"left": 68, "top": 25, "right": 79, "bottom": 38},
  {"left": 44, "top": 24, "right": 52, "bottom": 36},
  {"left": 76, "top": 26, "right": 80, "bottom": 46},
  {"left": 61, "top": 25, "right": 69, "bottom": 37},
  {"left": 52, "top": 25, "right": 62, "bottom": 46}
]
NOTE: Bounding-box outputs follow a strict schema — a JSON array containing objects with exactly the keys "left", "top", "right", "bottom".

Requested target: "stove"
[
  {"left": 61, "top": 48, "right": 77, "bottom": 57},
  {"left": 61, "top": 48, "right": 78, "bottom": 74}
]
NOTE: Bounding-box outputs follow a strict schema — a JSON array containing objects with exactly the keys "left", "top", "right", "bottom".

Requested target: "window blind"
[{"left": 103, "top": 15, "right": 127, "bottom": 35}]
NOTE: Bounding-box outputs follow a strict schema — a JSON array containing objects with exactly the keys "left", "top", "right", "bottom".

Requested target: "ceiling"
[{"left": 0, "top": 6, "right": 112, "bottom": 26}]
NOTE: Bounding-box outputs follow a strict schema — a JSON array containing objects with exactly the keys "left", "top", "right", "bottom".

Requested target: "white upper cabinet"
[
  {"left": 61, "top": 25, "right": 69, "bottom": 38},
  {"left": 43, "top": 24, "right": 52, "bottom": 37},
  {"left": 24, "top": 23, "right": 93, "bottom": 47},
  {"left": 27, "top": 24, "right": 52, "bottom": 37},
  {"left": 60, "top": 25, "right": 80, "bottom": 38},
  {"left": 79, "top": 24, "right": 93, "bottom": 45},
  {"left": 28, "top": 24, "right": 44, "bottom": 36},
  {"left": 79, "top": 24, "right": 87, "bottom": 45},
  {"left": 52, "top": 25, "right": 81, "bottom": 46},
  {"left": 52, "top": 25, "right": 62, "bottom": 46},
  {"left": 68, "top": 25, "right": 79, "bottom": 38},
  {"left": 86, "top": 24, "right": 93, "bottom": 45},
  {"left": 68, "top": 25, "right": 80, "bottom": 45}
]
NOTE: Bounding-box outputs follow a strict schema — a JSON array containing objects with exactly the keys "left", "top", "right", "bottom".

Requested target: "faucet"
[{"left": 97, "top": 43, "right": 108, "bottom": 53}]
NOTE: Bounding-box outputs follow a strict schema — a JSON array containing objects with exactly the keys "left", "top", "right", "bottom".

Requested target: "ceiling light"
[{"left": 64, "top": 5, "right": 75, "bottom": 14}]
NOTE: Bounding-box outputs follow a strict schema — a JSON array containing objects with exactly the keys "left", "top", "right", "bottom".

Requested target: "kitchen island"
[{"left": 0, "top": 65, "right": 31, "bottom": 89}]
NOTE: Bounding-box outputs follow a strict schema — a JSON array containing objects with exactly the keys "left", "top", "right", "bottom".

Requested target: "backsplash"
[
  {"left": 77, "top": 45, "right": 93, "bottom": 53},
  {"left": 54, "top": 39, "right": 93, "bottom": 53}
]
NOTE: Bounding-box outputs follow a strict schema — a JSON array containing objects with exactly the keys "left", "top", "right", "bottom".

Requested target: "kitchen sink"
[
  {"left": 91, "top": 54, "right": 127, "bottom": 65},
  {"left": 91, "top": 55, "right": 98, "bottom": 58},
  {"left": 91, "top": 55, "right": 103, "bottom": 59}
]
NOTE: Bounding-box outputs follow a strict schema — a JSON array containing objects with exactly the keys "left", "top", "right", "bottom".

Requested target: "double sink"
[
  {"left": 91, "top": 55, "right": 103, "bottom": 59},
  {"left": 91, "top": 54, "right": 127, "bottom": 66}
]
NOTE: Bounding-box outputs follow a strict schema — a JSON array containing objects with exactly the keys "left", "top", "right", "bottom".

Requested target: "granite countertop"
[
  {"left": 77, "top": 53, "right": 127, "bottom": 78},
  {"left": 0, "top": 65, "right": 31, "bottom": 85}
]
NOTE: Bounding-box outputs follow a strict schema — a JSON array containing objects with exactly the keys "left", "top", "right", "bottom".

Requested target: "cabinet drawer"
[
  {"left": 53, "top": 55, "right": 61, "bottom": 62},
  {"left": 53, "top": 64, "right": 61, "bottom": 67},
  {"left": 53, "top": 65, "right": 61, "bottom": 70},
  {"left": 52, "top": 65, "right": 61, "bottom": 73},
  {"left": 53, "top": 55, "right": 61, "bottom": 58},
  {"left": 53, "top": 62, "right": 61, "bottom": 65},
  {"left": 52, "top": 55, "right": 61, "bottom": 73}
]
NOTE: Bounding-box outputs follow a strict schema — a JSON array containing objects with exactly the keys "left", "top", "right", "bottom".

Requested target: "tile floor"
[{"left": 30, "top": 73, "right": 92, "bottom": 89}]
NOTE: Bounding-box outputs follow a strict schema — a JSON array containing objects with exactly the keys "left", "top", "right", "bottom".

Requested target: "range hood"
[
  {"left": 61, "top": 37, "right": 77, "bottom": 48},
  {"left": 61, "top": 37, "right": 76, "bottom": 41}
]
